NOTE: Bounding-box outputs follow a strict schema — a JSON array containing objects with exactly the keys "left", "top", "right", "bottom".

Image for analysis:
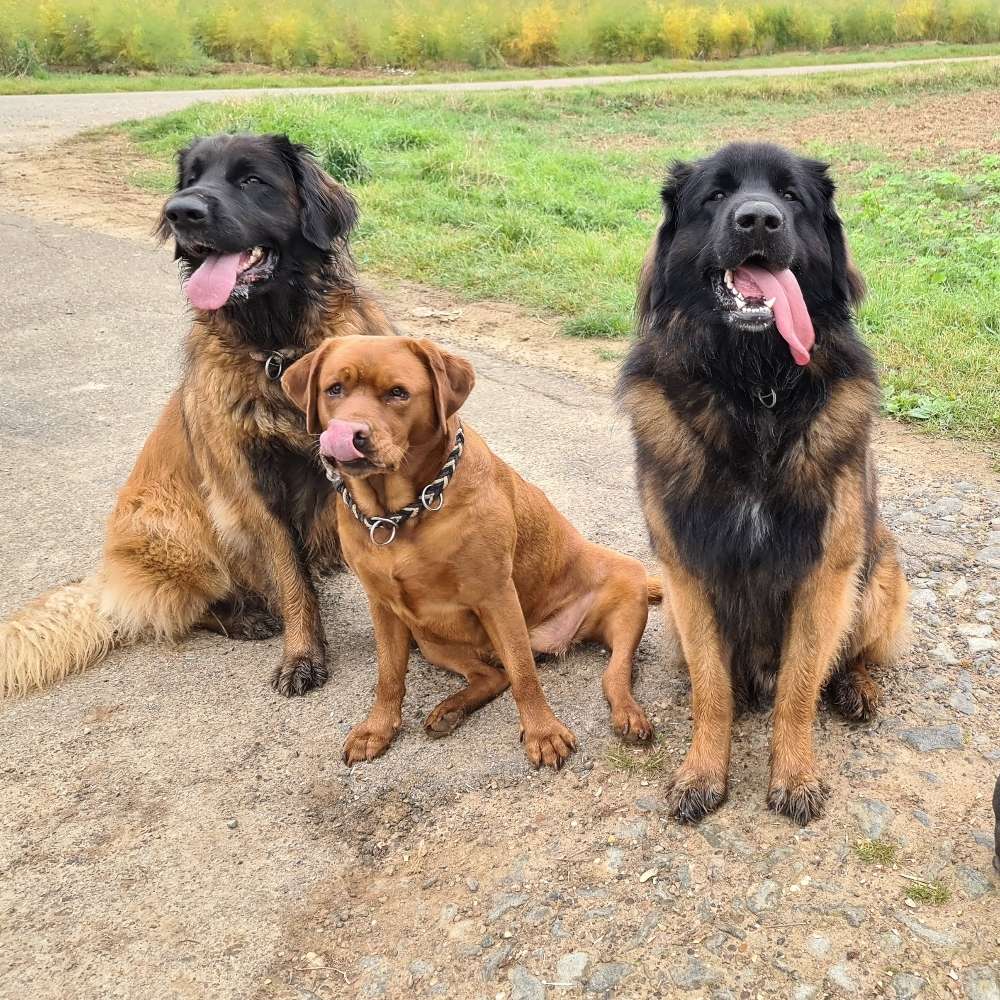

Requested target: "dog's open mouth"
[
  {"left": 712, "top": 261, "right": 815, "bottom": 366},
  {"left": 182, "top": 245, "right": 277, "bottom": 311}
]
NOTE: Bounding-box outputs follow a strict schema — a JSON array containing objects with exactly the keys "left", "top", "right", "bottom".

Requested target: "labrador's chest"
[{"left": 340, "top": 515, "right": 487, "bottom": 643}]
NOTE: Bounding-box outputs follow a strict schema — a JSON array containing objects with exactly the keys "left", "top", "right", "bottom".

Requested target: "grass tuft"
[
  {"left": 853, "top": 839, "right": 900, "bottom": 865},
  {"left": 606, "top": 735, "right": 669, "bottom": 776},
  {"left": 317, "top": 137, "right": 372, "bottom": 185},
  {"left": 905, "top": 880, "right": 951, "bottom": 905},
  {"left": 564, "top": 310, "right": 632, "bottom": 339}
]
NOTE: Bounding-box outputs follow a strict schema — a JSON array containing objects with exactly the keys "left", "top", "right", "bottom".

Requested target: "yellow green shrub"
[
  {"left": 662, "top": 5, "right": 704, "bottom": 58},
  {"left": 6, "top": 0, "right": 1000, "bottom": 74}
]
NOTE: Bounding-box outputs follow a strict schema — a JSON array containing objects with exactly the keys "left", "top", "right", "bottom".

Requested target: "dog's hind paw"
[
  {"left": 610, "top": 698, "right": 655, "bottom": 745},
  {"left": 666, "top": 769, "right": 727, "bottom": 823},
  {"left": 425, "top": 705, "right": 467, "bottom": 738},
  {"left": 767, "top": 774, "right": 830, "bottom": 825},
  {"left": 828, "top": 666, "right": 881, "bottom": 723},
  {"left": 270, "top": 654, "right": 328, "bottom": 697},
  {"left": 229, "top": 608, "right": 283, "bottom": 641}
]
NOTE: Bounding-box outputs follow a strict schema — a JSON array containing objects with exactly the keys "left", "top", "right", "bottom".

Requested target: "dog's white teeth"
[{"left": 764, "top": 297, "right": 776, "bottom": 308}]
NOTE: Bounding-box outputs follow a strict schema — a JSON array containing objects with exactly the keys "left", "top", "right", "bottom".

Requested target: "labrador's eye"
[
  {"left": 326, "top": 382, "right": 343, "bottom": 397},
  {"left": 781, "top": 189, "right": 798, "bottom": 201},
  {"left": 241, "top": 176, "right": 264, "bottom": 189},
  {"left": 707, "top": 190, "right": 727, "bottom": 203},
  {"left": 388, "top": 386, "right": 410, "bottom": 401}
]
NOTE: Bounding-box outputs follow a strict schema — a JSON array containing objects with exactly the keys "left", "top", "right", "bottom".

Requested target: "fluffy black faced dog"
[
  {"left": 1, "top": 133, "right": 393, "bottom": 702},
  {"left": 620, "top": 143, "right": 908, "bottom": 825}
]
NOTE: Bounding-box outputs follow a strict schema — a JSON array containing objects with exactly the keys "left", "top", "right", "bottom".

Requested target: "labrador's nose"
[{"left": 319, "top": 420, "right": 370, "bottom": 463}]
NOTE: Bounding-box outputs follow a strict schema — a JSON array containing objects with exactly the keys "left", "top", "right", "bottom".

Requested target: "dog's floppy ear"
[
  {"left": 274, "top": 135, "right": 359, "bottom": 251},
  {"left": 637, "top": 160, "right": 693, "bottom": 322},
  {"left": 282, "top": 339, "right": 340, "bottom": 434},
  {"left": 406, "top": 339, "right": 475, "bottom": 435},
  {"left": 806, "top": 159, "right": 866, "bottom": 309}
]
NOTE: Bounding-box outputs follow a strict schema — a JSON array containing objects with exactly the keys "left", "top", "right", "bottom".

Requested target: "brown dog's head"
[{"left": 282, "top": 335, "right": 475, "bottom": 478}]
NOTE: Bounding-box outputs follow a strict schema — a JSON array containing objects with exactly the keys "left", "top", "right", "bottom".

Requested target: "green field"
[
  {"left": 4, "top": 42, "right": 1000, "bottom": 95},
  {"left": 119, "top": 61, "right": 1000, "bottom": 439}
]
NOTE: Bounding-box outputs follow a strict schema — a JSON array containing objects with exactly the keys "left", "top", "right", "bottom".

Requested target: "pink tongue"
[
  {"left": 732, "top": 265, "right": 815, "bottom": 366},
  {"left": 319, "top": 422, "right": 364, "bottom": 462},
  {"left": 184, "top": 253, "right": 242, "bottom": 311}
]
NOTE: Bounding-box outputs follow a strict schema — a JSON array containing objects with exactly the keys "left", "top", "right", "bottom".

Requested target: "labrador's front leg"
[{"left": 477, "top": 579, "right": 575, "bottom": 769}]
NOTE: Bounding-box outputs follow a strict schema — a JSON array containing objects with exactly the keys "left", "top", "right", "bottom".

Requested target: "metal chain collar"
[{"left": 325, "top": 425, "right": 465, "bottom": 545}]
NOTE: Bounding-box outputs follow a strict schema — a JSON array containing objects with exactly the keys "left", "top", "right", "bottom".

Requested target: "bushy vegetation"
[
  {"left": 120, "top": 62, "right": 1000, "bottom": 439},
  {"left": 3, "top": 0, "right": 1000, "bottom": 75}
]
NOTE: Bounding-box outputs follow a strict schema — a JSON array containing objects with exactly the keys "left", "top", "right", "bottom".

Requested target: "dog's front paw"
[
  {"left": 521, "top": 716, "right": 576, "bottom": 770},
  {"left": 270, "top": 654, "right": 328, "bottom": 697},
  {"left": 343, "top": 721, "right": 397, "bottom": 765},
  {"left": 666, "top": 766, "right": 727, "bottom": 823},
  {"left": 767, "top": 773, "right": 830, "bottom": 825},
  {"left": 610, "top": 697, "right": 654, "bottom": 744}
]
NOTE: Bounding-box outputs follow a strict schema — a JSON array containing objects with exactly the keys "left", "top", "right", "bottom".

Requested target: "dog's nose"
[
  {"left": 164, "top": 194, "right": 208, "bottom": 227},
  {"left": 734, "top": 200, "right": 784, "bottom": 236},
  {"left": 319, "top": 420, "right": 371, "bottom": 463}
]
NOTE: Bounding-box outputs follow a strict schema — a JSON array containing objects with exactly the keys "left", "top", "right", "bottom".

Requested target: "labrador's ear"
[
  {"left": 405, "top": 339, "right": 475, "bottom": 435},
  {"left": 274, "top": 135, "right": 359, "bottom": 250},
  {"left": 282, "top": 340, "right": 340, "bottom": 434}
]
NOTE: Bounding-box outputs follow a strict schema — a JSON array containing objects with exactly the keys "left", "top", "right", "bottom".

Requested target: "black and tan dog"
[
  {"left": 620, "top": 142, "right": 908, "bottom": 824},
  {"left": 1, "top": 133, "right": 392, "bottom": 699}
]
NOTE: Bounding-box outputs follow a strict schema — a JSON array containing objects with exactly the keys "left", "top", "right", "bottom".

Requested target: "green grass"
[
  {"left": 853, "top": 839, "right": 900, "bottom": 865},
  {"left": 905, "top": 880, "right": 951, "bottom": 905},
  {"left": 606, "top": 735, "right": 669, "bottom": 776},
  {"left": 119, "top": 60, "right": 1000, "bottom": 439},
  {"left": 3, "top": 42, "right": 999, "bottom": 95}
]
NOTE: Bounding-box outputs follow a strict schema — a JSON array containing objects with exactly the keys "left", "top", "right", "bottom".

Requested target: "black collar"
[
  {"left": 249, "top": 348, "right": 307, "bottom": 381},
  {"left": 324, "top": 425, "right": 465, "bottom": 545}
]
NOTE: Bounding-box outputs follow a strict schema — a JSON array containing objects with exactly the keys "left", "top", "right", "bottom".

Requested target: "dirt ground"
[{"left": 0, "top": 129, "right": 997, "bottom": 1000}]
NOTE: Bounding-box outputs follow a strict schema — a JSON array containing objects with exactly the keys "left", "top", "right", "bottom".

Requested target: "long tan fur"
[{"left": 0, "top": 576, "right": 125, "bottom": 697}]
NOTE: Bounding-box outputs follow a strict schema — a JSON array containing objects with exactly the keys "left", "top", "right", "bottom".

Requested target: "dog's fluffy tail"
[
  {"left": 0, "top": 576, "right": 132, "bottom": 699},
  {"left": 646, "top": 577, "right": 664, "bottom": 605}
]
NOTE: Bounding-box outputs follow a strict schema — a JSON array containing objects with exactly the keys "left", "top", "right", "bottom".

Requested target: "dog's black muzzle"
[{"left": 715, "top": 195, "right": 794, "bottom": 272}]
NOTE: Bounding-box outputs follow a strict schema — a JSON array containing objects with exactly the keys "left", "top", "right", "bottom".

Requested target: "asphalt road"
[
  {"left": 1, "top": 54, "right": 996, "bottom": 155},
  {"left": 0, "top": 209, "right": 665, "bottom": 999}
]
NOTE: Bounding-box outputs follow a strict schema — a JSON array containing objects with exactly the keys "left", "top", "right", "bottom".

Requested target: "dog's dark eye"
[
  {"left": 388, "top": 386, "right": 410, "bottom": 401},
  {"left": 781, "top": 189, "right": 798, "bottom": 201},
  {"left": 326, "top": 382, "right": 343, "bottom": 397},
  {"left": 241, "top": 176, "right": 264, "bottom": 189},
  {"left": 707, "top": 191, "right": 727, "bottom": 203}
]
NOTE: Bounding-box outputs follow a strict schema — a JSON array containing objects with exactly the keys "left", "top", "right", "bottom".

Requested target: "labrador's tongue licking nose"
[
  {"left": 184, "top": 252, "right": 242, "bottom": 311},
  {"left": 319, "top": 421, "right": 365, "bottom": 463},
  {"left": 732, "top": 265, "right": 814, "bottom": 366}
]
